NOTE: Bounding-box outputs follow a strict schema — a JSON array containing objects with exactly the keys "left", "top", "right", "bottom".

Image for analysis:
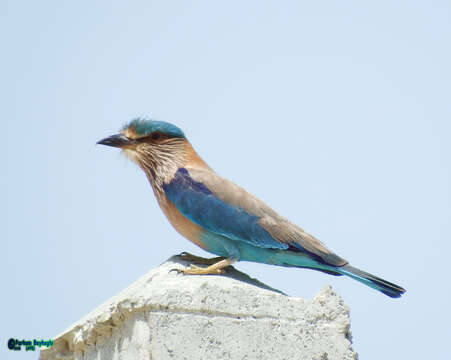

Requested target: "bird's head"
[{"left": 97, "top": 118, "right": 189, "bottom": 188}]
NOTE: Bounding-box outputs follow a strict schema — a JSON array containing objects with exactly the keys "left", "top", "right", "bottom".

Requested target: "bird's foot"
[
  {"left": 177, "top": 252, "right": 225, "bottom": 265},
  {"left": 183, "top": 264, "right": 226, "bottom": 275},
  {"left": 171, "top": 258, "right": 236, "bottom": 276}
]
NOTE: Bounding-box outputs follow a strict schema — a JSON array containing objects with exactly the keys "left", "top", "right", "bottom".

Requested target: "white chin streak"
[{"left": 122, "top": 148, "right": 138, "bottom": 162}]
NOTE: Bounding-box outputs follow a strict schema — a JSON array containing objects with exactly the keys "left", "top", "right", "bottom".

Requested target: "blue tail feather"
[{"left": 338, "top": 264, "right": 406, "bottom": 298}]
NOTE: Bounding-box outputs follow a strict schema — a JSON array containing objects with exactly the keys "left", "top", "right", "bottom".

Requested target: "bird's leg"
[
  {"left": 182, "top": 258, "right": 237, "bottom": 275},
  {"left": 178, "top": 252, "right": 225, "bottom": 265}
]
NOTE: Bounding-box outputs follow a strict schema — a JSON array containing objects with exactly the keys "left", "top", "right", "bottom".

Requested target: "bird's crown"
[{"left": 123, "top": 118, "right": 185, "bottom": 139}]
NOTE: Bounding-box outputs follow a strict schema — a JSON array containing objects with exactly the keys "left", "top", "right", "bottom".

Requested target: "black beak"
[{"left": 97, "top": 134, "right": 133, "bottom": 148}]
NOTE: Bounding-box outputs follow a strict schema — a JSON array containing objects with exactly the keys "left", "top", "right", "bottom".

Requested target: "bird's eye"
[{"left": 151, "top": 133, "right": 161, "bottom": 141}]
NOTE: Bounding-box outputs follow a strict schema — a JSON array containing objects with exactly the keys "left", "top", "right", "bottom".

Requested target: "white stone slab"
[{"left": 40, "top": 255, "right": 357, "bottom": 360}]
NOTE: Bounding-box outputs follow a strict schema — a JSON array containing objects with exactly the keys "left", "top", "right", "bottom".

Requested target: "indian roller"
[{"left": 98, "top": 118, "right": 405, "bottom": 298}]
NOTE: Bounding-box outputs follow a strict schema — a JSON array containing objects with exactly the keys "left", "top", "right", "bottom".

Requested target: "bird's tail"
[{"left": 338, "top": 264, "right": 406, "bottom": 298}]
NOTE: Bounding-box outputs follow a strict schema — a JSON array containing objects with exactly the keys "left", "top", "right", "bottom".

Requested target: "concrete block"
[{"left": 40, "top": 255, "right": 357, "bottom": 360}]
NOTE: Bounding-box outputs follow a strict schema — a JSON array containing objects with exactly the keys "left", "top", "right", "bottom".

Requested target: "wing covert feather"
[
  {"left": 171, "top": 167, "right": 347, "bottom": 266},
  {"left": 163, "top": 168, "right": 287, "bottom": 250}
]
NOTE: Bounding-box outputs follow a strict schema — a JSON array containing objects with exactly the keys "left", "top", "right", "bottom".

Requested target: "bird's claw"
[
  {"left": 169, "top": 268, "right": 185, "bottom": 274},
  {"left": 169, "top": 264, "right": 225, "bottom": 275},
  {"left": 183, "top": 264, "right": 225, "bottom": 275}
]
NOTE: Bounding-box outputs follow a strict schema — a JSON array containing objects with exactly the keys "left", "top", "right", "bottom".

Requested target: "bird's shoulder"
[{"left": 183, "top": 166, "right": 279, "bottom": 219}]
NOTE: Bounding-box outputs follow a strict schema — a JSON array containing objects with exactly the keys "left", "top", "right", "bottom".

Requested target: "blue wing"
[
  {"left": 163, "top": 167, "right": 347, "bottom": 266},
  {"left": 162, "top": 168, "right": 288, "bottom": 250}
]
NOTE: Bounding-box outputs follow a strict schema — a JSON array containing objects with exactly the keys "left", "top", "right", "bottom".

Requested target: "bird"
[{"left": 97, "top": 118, "right": 406, "bottom": 298}]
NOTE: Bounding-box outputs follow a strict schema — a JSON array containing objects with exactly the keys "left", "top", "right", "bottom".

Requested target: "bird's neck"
[
  {"left": 183, "top": 141, "right": 210, "bottom": 169},
  {"left": 146, "top": 140, "right": 209, "bottom": 196}
]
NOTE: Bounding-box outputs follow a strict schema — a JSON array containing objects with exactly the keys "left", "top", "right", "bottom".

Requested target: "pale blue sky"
[{"left": 2, "top": 1, "right": 450, "bottom": 359}]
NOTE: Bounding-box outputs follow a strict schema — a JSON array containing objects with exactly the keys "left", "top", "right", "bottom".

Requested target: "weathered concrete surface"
[{"left": 40, "top": 255, "right": 357, "bottom": 360}]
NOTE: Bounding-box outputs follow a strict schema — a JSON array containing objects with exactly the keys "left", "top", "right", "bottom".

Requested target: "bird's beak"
[{"left": 97, "top": 134, "right": 133, "bottom": 148}]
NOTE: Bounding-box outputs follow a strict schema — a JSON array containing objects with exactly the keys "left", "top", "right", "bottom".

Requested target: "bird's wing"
[
  {"left": 163, "top": 168, "right": 287, "bottom": 250},
  {"left": 163, "top": 167, "right": 347, "bottom": 266},
  {"left": 257, "top": 216, "right": 347, "bottom": 266}
]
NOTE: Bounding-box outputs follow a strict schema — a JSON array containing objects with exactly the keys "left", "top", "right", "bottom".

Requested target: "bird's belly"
[
  {"left": 157, "top": 195, "right": 214, "bottom": 252},
  {"left": 156, "top": 194, "right": 242, "bottom": 257}
]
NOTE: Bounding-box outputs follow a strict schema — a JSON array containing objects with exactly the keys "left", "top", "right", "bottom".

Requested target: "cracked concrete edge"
[{"left": 40, "top": 255, "right": 354, "bottom": 360}]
